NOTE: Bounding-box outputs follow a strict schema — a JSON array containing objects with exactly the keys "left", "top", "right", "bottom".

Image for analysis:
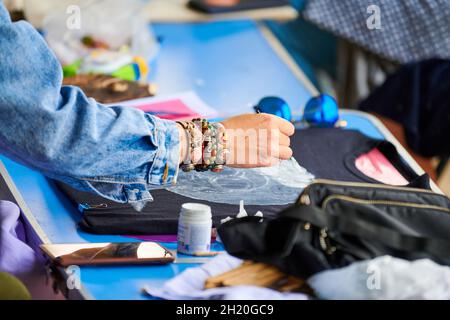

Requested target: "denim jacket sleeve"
[{"left": 0, "top": 3, "right": 180, "bottom": 209}]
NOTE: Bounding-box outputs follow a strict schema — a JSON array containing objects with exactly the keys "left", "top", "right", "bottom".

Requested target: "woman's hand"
[
  {"left": 221, "top": 113, "right": 295, "bottom": 168},
  {"left": 177, "top": 113, "right": 295, "bottom": 169}
]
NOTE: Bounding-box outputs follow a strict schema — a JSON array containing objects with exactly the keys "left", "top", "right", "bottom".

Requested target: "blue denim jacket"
[{"left": 0, "top": 3, "right": 180, "bottom": 209}]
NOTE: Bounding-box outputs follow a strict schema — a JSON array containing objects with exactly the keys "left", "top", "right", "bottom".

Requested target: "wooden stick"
[{"left": 204, "top": 261, "right": 306, "bottom": 293}]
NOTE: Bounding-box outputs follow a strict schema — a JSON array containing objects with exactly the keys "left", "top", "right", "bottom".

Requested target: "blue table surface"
[
  {"left": 149, "top": 21, "right": 313, "bottom": 116},
  {"left": 0, "top": 21, "right": 387, "bottom": 300}
]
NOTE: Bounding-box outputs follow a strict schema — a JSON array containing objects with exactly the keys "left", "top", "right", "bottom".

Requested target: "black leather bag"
[{"left": 218, "top": 179, "right": 450, "bottom": 279}]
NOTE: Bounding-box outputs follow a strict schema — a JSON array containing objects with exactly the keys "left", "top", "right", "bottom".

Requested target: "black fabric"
[
  {"left": 55, "top": 181, "right": 288, "bottom": 235},
  {"left": 358, "top": 58, "right": 450, "bottom": 157},
  {"left": 218, "top": 181, "right": 450, "bottom": 279},
  {"left": 292, "top": 128, "right": 430, "bottom": 189},
  {"left": 55, "top": 128, "right": 429, "bottom": 235}
]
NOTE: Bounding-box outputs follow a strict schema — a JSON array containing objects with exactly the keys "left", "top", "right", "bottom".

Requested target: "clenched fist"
[{"left": 220, "top": 113, "right": 295, "bottom": 168}]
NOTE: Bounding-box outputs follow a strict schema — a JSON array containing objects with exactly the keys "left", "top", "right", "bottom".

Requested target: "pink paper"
[
  {"left": 132, "top": 99, "right": 200, "bottom": 120},
  {"left": 355, "top": 148, "right": 408, "bottom": 185},
  {"left": 110, "top": 91, "right": 219, "bottom": 121}
]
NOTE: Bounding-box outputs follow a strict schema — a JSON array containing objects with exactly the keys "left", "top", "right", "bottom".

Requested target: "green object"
[
  {"left": 63, "top": 59, "right": 144, "bottom": 82},
  {"left": 0, "top": 272, "right": 31, "bottom": 300},
  {"left": 111, "top": 63, "right": 139, "bottom": 82},
  {"left": 62, "top": 59, "right": 82, "bottom": 78}
]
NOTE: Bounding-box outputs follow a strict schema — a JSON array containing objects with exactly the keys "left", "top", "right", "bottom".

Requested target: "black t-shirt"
[{"left": 293, "top": 128, "right": 430, "bottom": 187}]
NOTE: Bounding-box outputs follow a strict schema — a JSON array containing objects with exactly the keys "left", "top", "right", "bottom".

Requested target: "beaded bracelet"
[
  {"left": 177, "top": 120, "right": 202, "bottom": 172},
  {"left": 177, "top": 119, "right": 229, "bottom": 173}
]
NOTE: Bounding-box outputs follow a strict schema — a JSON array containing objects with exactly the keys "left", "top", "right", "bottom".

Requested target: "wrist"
[
  {"left": 177, "top": 120, "right": 229, "bottom": 172},
  {"left": 177, "top": 123, "right": 188, "bottom": 165}
]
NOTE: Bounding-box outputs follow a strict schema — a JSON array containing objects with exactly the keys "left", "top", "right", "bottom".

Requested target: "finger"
[
  {"left": 277, "top": 133, "right": 291, "bottom": 146},
  {"left": 269, "top": 131, "right": 290, "bottom": 146},
  {"left": 264, "top": 114, "right": 295, "bottom": 136},
  {"left": 266, "top": 127, "right": 290, "bottom": 146},
  {"left": 278, "top": 146, "right": 293, "bottom": 160}
]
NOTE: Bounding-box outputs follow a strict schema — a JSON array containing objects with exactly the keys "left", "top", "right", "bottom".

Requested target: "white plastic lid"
[{"left": 180, "top": 203, "right": 212, "bottom": 220}]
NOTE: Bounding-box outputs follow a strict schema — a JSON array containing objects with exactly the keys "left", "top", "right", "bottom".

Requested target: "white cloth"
[
  {"left": 145, "top": 251, "right": 450, "bottom": 300},
  {"left": 143, "top": 253, "right": 309, "bottom": 300},
  {"left": 308, "top": 256, "right": 450, "bottom": 300}
]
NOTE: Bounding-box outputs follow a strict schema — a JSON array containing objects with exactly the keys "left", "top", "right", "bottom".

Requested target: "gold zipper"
[
  {"left": 311, "top": 179, "right": 439, "bottom": 195},
  {"left": 321, "top": 194, "right": 450, "bottom": 213}
]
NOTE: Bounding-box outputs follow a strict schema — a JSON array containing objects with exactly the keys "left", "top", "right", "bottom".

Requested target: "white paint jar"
[{"left": 177, "top": 203, "right": 212, "bottom": 255}]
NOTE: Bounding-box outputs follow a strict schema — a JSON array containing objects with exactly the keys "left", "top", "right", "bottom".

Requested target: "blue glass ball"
[
  {"left": 303, "top": 94, "right": 339, "bottom": 128},
  {"left": 255, "top": 96, "right": 292, "bottom": 121}
]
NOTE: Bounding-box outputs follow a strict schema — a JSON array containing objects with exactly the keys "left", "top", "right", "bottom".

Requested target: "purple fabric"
[
  {"left": 0, "top": 201, "right": 37, "bottom": 276},
  {"left": 0, "top": 200, "right": 66, "bottom": 299}
]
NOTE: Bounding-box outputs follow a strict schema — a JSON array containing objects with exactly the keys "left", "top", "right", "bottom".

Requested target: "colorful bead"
[{"left": 177, "top": 119, "right": 229, "bottom": 174}]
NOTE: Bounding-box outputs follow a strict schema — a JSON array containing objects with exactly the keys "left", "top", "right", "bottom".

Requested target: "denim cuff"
[
  {"left": 146, "top": 114, "right": 180, "bottom": 186},
  {"left": 48, "top": 116, "right": 181, "bottom": 209}
]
